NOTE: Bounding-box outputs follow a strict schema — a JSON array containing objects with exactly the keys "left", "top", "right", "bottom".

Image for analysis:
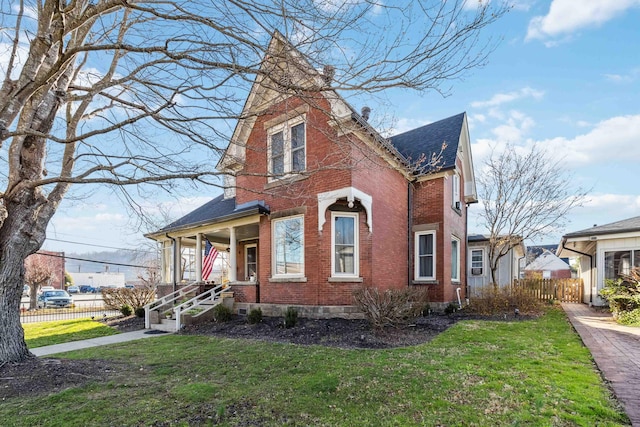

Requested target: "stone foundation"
[{"left": 233, "top": 303, "right": 364, "bottom": 320}]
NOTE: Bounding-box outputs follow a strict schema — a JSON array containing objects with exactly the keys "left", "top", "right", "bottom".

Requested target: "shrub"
[
  {"left": 120, "top": 305, "right": 133, "bottom": 316},
  {"left": 102, "top": 287, "right": 157, "bottom": 311},
  {"left": 247, "top": 308, "right": 263, "bottom": 324},
  {"left": 600, "top": 268, "right": 640, "bottom": 325},
  {"left": 134, "top": 307, "right": 146, "bottom": 318},
  {"left": 352, "top": 287, "right": 430, "bottom": 329},
  {"left": 213, "top": 304, "right": 233, "bottom": 322},
  {"left": 616, "top": 308, "right": 640, "bottom": 326},
  {"left": 284, "top": 307, "right": 298, "bottom": 328},
  {"left": 444, "top": 303, "right": 458, "bottom": 315},
  {"left": 466, "top": 285, "right": 543, "bottom": 316}
]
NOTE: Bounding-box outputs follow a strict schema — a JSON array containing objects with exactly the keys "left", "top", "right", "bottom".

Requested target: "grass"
[
  {"left": 5, "top": 307, "right": 630, "bottom": 426},
  {"left": 23, "top": 318, "right": 118, "bottom": 348}
]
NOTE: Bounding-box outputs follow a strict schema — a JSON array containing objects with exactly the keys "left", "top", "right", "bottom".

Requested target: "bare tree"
[
  {"left": 0, "top": 1, "right": 508, "bottom": 361},
  {"left": 477, "top": 143, "right": 588, "bottom": 285},
  {"left": 24, "top": 253, "right": 60, "bottom": 310}
]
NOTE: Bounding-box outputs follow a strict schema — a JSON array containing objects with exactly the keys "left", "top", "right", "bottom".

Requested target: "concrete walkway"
[
  {"left": 562, "top": 303, "right": 640, "bottom": 427},
  {"left": 31, "top": 329, "right": 170, "bottom": 357}
]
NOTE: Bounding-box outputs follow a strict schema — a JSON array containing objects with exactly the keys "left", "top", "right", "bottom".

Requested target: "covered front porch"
[{"left": 145, "top": 196, "right": 270, "bottom": 303}]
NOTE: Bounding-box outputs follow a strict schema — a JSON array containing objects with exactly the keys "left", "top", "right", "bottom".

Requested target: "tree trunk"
[
  {"left": 0, "top": 244, "right": 34, "bottom": 362},
  {"left": 0, "top": 196, "right": 49, "bottom": 362}
]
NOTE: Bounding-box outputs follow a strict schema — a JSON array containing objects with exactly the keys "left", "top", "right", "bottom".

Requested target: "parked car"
[
  {"left": 79, "top": 285, "right": 96, "bottom": 293},
  {"left": 39, "top": 285, "right": 55, "bottom": 294},
  {"left": 23, "top": 285, "right": 30, "bottom": 297},
  {"left": 125, "top": 284, "right": 135, "bottom": 289},
  {"left": 67, "top": 285, "right": 80, "bottom": 294},
  {"left": 37, "top": 290, "right": 73, "bottom": 308}
]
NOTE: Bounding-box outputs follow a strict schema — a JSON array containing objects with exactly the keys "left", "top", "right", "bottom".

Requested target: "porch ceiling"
[{"left": 178, "top": 223, "right": 260, "bottom": 247}]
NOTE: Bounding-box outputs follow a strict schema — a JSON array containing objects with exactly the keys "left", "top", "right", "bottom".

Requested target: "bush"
[
  {"left": 102, "top": 287, "right": 157, "bottom": 311},
  {"left": 616, "top": 308, "right": 640, "bottom": 326},
  {"left": 247, "top": 308, "right": 263, "bottom": 324},
  {"left": 466, "top": 285, "right": 543, "bottom": 316},
  {"left": 284, "top": 307, "right": 298, "bottom": 328},
  {"left": 120, "top": 305, "right": 133, "bottom": 316},
  {"left": 444, "top": 303, "right": 458, "bottom": 315},
  {"left": 352, "top": 287, "right": 430, "bottom": 329},
  {"left": 134, "top": 307, "right": 146, "bottom": 318},
  {"left": 600, "top": 268, "right": 640, "bottom": 325},
  {"left": 213, "top": 304, "right": 233, "bottom": 322}
]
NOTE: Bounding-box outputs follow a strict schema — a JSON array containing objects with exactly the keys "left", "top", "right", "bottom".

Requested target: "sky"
[{"left": 42, "top": 0, "right": 640, "bottom": 255}]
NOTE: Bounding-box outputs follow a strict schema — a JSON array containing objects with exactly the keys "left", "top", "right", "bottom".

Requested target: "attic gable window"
[{"left": 267, "top": 117, "right": 306, "bottom": 180}]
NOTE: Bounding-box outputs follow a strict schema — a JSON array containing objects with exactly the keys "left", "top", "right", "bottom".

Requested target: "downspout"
[
  {"left": 166, "top": 233, "right": 177, "bottom": 293},
  {"left": 560, "top": 239, "right": 594, "bottom": 304},
  {"left": 407, "top": 179, "right": 416, "bottom": 287}
]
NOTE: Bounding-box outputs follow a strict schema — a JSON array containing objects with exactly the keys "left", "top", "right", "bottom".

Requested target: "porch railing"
[
  {"left": 143, "top": 282, "right": 200, "bottom": 329},
  {"left": 172, "top": 283, "right": 227, "bottom": 330}
]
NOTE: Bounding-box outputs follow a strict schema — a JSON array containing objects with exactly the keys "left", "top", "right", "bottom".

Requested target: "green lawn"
[
  {"left": 24, "top": 318, "right": 118, "bottom": 348},
  {"left": 5, "top": 308, "right": 630, "bottom": 426}
]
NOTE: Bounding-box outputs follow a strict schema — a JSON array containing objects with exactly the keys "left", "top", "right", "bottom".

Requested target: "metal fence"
[{"left": 19, "top": 301, "right": 120, "bottom": 324}]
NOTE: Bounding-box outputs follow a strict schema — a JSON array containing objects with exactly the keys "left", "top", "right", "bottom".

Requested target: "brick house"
[{"left": 146, "top": 33, "right": 477, "bottom": 316}]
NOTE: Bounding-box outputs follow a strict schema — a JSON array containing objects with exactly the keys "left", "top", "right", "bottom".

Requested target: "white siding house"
[
  {"left": 558, "top": 216, "right": 640, "bottom": 306},
  {"left": 467, "top": 235, "right": 525, "bottom": 295}
]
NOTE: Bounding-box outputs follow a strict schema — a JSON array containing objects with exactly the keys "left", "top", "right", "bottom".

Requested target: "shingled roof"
[
  {"left": 389, "top": 112, "right": 465, "bottom": 173},
  {"left": 154, "top": 195, "right": 269, "bottom": 234},
  {"left": 563, "top": 216, "right": 640, "bottom": 238}
]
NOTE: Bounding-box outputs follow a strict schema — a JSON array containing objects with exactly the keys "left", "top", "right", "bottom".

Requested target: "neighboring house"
[
  {"left": 145, "top": 32, "right": 478, "bottom": 315},
  {"left": 524, "top": 249, "right": 571, "bottom": 279},
  {"left": 25, "top": 251, "right": 66, "bottom": 289},
  {"left": 558, "top": 216, "right": 640, "bottom": 306},
  {"left": 466, "top": 235, "right": 525, "bottom": 294}
]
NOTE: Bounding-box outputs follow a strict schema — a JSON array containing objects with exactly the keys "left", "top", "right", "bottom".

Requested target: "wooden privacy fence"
[{"left": 513, "top": 278, "right": 583, "bottom": 303}]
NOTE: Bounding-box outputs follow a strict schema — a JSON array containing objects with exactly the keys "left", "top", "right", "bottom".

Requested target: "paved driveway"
[{"left": 562, "top": 303, "right": 640, "bottom": 426}]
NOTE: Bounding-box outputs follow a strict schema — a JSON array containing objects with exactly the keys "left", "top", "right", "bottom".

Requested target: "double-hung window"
[
  {"left": 451, "top": 236, "right": 460, "bottom": 282},
  {"left": 452, "top": 172, "right": 461, "bottom": 210},
  {"left": 415, "top": 231, "right": 436, "bottom": 280},
  {"left": 470, "top": 249, "right": 484, "bottom": 276},
  {"left": 268, "top": 118, "right": 306, "bottom": 180},
  {"left": 332, "top": 212, "right": 359, "bottom": 277},
  {"left": 272, "top": 215, "right": 304, "bottom": 278}
]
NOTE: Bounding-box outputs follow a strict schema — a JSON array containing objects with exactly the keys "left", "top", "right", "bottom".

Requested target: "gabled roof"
[
  {"left": 563, "top": 216, "right": 640, "bottom": 238},
  {"left": 525, "top": 249, "right": 570, "bottom": 271},
  {"left": 151, "top": 195, "right": 269, "bottom": 235},
  {"left": 390, "top": 112, "right": 465, "bottom": 172}
]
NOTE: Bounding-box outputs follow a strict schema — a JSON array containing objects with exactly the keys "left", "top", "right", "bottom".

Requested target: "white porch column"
[
  {"left": 174, "top": 237, "right": 182, "bottom": 284},
  {"left": 196, "top": 234, "right": 203, "bottom": 282},
  {"left": 162, "top": 241, "right": 171, "bottom": 283},
  {"left": 229, "top": 227, "right": 237, "bottom": 282}
]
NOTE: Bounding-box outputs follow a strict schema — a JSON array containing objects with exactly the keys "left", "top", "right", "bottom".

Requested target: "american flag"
[{"left": 202, "top": 240, "right": 218, "bottom": 281}]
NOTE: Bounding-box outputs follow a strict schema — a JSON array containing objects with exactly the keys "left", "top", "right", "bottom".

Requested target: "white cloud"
[
  {"left": 540, "top": 114, "right": 640, "bottom": 165},
  {"left": 390, "top": 117, "right": 432, "bottom": 135},
  {"left": 470, "top": 87, "right": 544, "bottom": 108},
  {"left": 604, "top": 68, "right": 640, "bottom": 83},
  {"left": 526, "top": 0, "right": 640, "bottom": 42}
]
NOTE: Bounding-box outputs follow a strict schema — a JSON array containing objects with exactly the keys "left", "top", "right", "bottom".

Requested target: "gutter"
[{"left": 560, "top": 238, "right": 594, "bottom": 304}]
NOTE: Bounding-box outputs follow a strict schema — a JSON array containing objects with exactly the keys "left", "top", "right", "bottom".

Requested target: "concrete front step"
[{"left": 149, "top": 318, "right": 178, "bottom": 332}]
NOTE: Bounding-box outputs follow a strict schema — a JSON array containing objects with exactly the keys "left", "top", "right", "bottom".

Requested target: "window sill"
[
  {"left": 269, "top": 277, "right": 307, "bottom": 283},
  {"left": 265, "top": 174, "right": 308, "bottom": 190},
  {"left": 412, "top": 280, "right": 439, "bottom": 285},
  {"left": 328, "top": 276, "right": 363, "bottom": 283},
  {"left": 452, "top": 280, "right": 461, "bottom": 285}
]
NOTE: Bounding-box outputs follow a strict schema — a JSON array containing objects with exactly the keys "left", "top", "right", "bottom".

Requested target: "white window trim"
[
  {"left": 245, "top": 243, "right": 257, "bottom": 281},
  {"left": 267, "top": 115, "right": 306, "bottom": 182},
  {"left": 271, "top": 215, "right": 305, "bottom": 279},
  {"left": 452, "top": 236, "right": 461, "bottom": 282},
  {"left": 470, "top": 248, "right": 484, "bottom": 276},
  {"left": 415, "top": 231, "right": 436, "bottom": 280},
  {"left": 331, "top": 212, "right": 359, "bottom": 278}
]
